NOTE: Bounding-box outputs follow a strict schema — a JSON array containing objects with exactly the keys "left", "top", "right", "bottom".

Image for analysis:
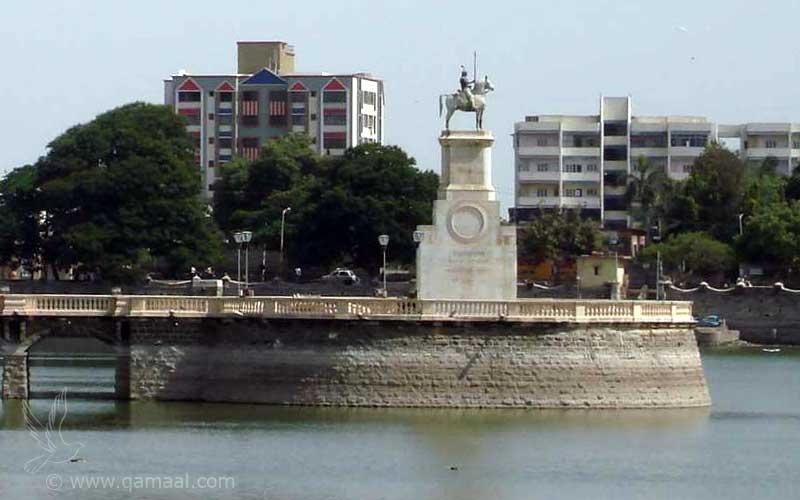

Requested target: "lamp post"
[
  {"left": 233, "top": 230, "right": 252, "bottom": 296},
  {"left": 280, "top": 207, "right": 291, "bottom": 276},
  {"left": 738, "top": 213, "right": 744, "bottom": 236},
  {"left": 378, "top": 234, "right": 390, "bottom": 297}
]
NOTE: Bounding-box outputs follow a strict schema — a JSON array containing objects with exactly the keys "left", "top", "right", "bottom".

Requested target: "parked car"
[
  {"left": 322, "top": 268, "right": 360, "bottom": 285},
  {"left": 695, "top": 314, "right": 722, "bottom": 327}
]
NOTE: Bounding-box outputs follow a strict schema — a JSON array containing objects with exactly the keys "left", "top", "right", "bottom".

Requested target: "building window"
[
  {"left": 586, "top": 164, "right": 598, "bottom": 172},
  {"left": 310, "top": 113, "right": 317, "bottom": 121},
  {"left": 324, "top": 134, "right": 347, "bottom": 149},
  {"left": 218, "top": 114, "right": 232, "bottom": 125},
  {"left": 537, "top": 137, "right": 548, "bottom": 146},
  {"left": 537, "top": 163, "right": 549, "bottom": 172},
  {"left": 587, "top": 188, "right": 598, "bottom": 196},
  {"left": 219, "top": 92, "right": 234, "bottom": 102},
  {"left": 682, "top": 165, "right": 692, "bottom": 173},
  {"left": 563, "top": 164, "right": 583, "bottom": 173},
  {"left": 208, "top": 137, "right": 215, "bottom": 145},
  {"left": 793, "top": 141, "right": 800, "bottom": 149},
  {"left": 325, "top": 115, "right": 347, "bottom": 126},
  {"left": 208, "top": 91, "right": 215, "bottom": 97},
  {"left": 671, "top": 134, "right": 708, "bottom": 148},
  {"left": 218, "top": 138, "right": 233, "bottom": 149},
  {"left": 604, "top": 122, "right": 627, "bottom": 136},
  {"left": 518, "top": 163, "right": 530, "bottom": 172},
  {"left": 292, "top": 114, "right": 306, "bottom": 126},
  {"left": 766, "top": 139, "right": 777, "bottom": 148},
  {"left": 593, "top": 266, "right": 600, "bottom": 276},
  {"left": 324, "top": 91, "right": 346, "bottom": 103},
  {"left": 363, "top": 91, "right": 377, "bottom": 106},
  {"left": 536, "top": 188, "right": 548, "bottom": 197},
  {"left": 208, "top": 113, "right": 214, "bottom": 121},
  {"left": 178, "top": 92, "right": 201, "bottom": 102},
  {"left": 565, "top": 188, "right": 583, "bottom": 197},
  {"left": 208, "top": 160, "right": 215, "bottom": 168},
  {"left": 241, "top": 115, "right": 258, "bottom": 127}
]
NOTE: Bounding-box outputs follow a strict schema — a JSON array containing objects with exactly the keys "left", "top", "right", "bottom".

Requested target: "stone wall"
[
  {"left": 126, "top": 319, "right": 709, "bottom": 409},
  {"left": 668, "top": 288, "right": 800, "bottom": 344}
]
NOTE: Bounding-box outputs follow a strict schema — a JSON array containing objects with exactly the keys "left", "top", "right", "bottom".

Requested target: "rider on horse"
[{"left": 459, "top": 65, "right": 474, "bottom": 111}]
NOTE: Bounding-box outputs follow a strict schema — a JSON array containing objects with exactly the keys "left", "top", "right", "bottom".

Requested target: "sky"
[{"left": 2, "top": 0, "right": 800, "bottom": 211}]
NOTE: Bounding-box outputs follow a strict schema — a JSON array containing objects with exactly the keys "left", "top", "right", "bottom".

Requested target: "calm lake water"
[{"left": 1, "top": 347, "right": 798, "bottom": 500}]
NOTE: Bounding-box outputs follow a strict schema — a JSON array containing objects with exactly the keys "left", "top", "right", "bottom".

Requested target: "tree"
[
  {"left": 214, "top": 138, "right": 439, "bottom": 271},
  {"left": 681, "top": 143, "right": 747, "bottom": 242},
  {"left": 641, "top": 232, "right": 737, "bottom": 280},
  {"left": 14, "top": 102, "right": 223, "bottom": 280},
  {"left": 0, "top": 165, "right": 39, "bottom": 265},
  {"left": 625, "top": 155, "right": 670, "bottom": 240},
  {"left": 519, "top": 210, "right": 604, "bottom": 264},
  {"left": 736, "top": 201, "right": 800, "bottom": 274}
]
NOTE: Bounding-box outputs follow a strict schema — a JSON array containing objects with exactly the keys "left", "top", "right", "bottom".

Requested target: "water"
[{"left": 0, "top": 347, "right": 798, "bottom": 500}]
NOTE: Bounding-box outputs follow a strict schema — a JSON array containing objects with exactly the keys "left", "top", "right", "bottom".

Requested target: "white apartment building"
[{"left": 513, "top": 96, "right": 800, "bottom": 230}]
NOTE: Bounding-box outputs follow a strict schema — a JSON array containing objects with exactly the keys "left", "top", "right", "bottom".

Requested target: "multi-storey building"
[
  {"left": 512, "top": 96, "right": 800, "bottom": 229},
  {"left": 164, "top": 41, "right": 385, "bottom": 197}
]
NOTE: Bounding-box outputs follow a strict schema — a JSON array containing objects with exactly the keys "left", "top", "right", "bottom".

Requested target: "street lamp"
[
  {"left": 233, "top": 230, "right": 252, "bottom": 296},
  {"left": 378, "top": 234, "right": 390, "bottom": 297},
  {"left": 738, "top": 213, "right": 744, "bottom": 236},
  {"left": 280, "top": 207, "right": 292, "bottom": 273}
]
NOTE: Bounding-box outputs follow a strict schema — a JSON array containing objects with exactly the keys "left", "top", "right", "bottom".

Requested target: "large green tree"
[
  {"left": 214, "top": 137, "right": 439, "bottom": 271},
  {"left": 641, "top": 231, "right": 737, "bottom": 280},
  {"left": 5, "top": 102, "right": 223, "bottom": 280},
  {"left": 519, "top": 210, "right": 604, "bottom": 264}
]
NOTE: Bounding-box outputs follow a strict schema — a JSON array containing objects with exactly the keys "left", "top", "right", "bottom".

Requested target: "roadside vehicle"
[
  {"left": 321, "top": 268, "right": 360, "bottom": 285},
  {"left": 695, "top": 314, "right": 722, "bottom": 327}
]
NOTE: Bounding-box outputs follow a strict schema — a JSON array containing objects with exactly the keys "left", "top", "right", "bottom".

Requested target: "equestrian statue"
[{"left": 439, "top": 64, "right": 495, "bottom": 131}]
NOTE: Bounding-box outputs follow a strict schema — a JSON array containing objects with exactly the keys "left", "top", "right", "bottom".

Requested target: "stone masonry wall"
[
  {"left": 668, "top": 288, "right": 800, "bottom": 344},
  {"left": 127, "top": 320, "right": 710, "bottom": 409}
]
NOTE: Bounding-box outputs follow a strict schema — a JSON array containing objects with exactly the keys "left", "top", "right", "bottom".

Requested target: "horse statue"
[{"left": 439, "top": 76, "right": 495, "bottom": 131}]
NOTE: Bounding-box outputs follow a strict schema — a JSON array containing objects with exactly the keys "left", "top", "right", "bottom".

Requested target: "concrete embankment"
[{"left": 125, "top": 319, "right": 709, "bottom": 409}]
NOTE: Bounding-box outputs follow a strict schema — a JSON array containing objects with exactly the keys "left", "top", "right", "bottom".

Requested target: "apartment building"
[
  {"left": 164, "top": 41, "right": 385, "bottom": 197},
  {"left": 512, "top": 96, "right": 800, "bottom": 229}
]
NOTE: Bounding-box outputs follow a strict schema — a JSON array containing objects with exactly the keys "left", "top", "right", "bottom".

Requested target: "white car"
[{"left": 322, "top": 268, "right": 360, "bottom": 285}]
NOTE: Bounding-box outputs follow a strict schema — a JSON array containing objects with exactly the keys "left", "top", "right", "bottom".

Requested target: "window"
[
  {"left": 310, "top": 91, "right": 317, "bottom": 97},
  {"left": 537, "top": 137, "right": 548, "bottom": 146},
  {"left": 290, "top": 92, "right": 307, "bottom": 103},
  {"left": 241, "top": 138, "right": 259, "bottom": 148},
  {"left": 208, "top": 160, "right": 215, "bottom": 168},
  {"left": 586, "top": 164, "right": 598, "bottom": 172},
  {"left": 537, "top": 163, "right": 549, "bottom": 172},
  {"left": 518, "top": 163, "right": 530, "bottom": 172},
  {"left": 563, "top": 164, "right": 583, "bottom": 173},
  {"left": 587, "top": 188, "right": 598, "bottom": 196},
  {"left": 604, "top": 122, "right": 627, "bottom": 136},
  {"left": 242, "top": 90, "right": 259, "bottom": 101},
  {"left": 208, "top": 91, "right": 215, "bottom": 97},
  {"left": 219, "top": 92, "right": 233, "bottom": 102},
  {"left": 208, "top": 113, "right": 214, "bottom": 121},
  {"left": 178, "top": 92, "right": 201, "bottom": 102},
  {"left": 766, "top": 139, "right": 777, "bottom": 148},
  {"left": 682, "top": 165, "right": 692, "bottom": 173},
  {"left": 324, "top": 135, "right": 347, "bottom": 149},
  {"left": 593, "top": 266, "right": 600, "bottom": 276},
  {"left": 324, "top": 91, "right": 347, "bottom": 103},
  {"left": 565, "top": 188, "right": 583, "bottom": 197},
  {"left": 671, "top": 134, "right": 708, "bottom": 148},
  {"left": 292, "top": 114, "right": 305, "bottom": 126},
  {"left": 241, "top": 115, "right": 258, "bottom": 127},
  {"left": 218, "top": 114, "right": 232, "bottom": 125},
  {"left": 324, "top": 114, "right": 345, "bottom": 126},
  {"left": 218, "top": 138, "right": 233, "bottom": 149},
  {"left": 793, "top": 141, "right": 800, "bottom": 149},
  {"left": 536, "top": 188, "right": 548, "bottom": 197},
  {"left": 604, "top": 146, "right": 627, "bottom": 161},
  {"left": 363, "top": 91, "right": 377, "bottom": 106},
  {"left": 310, "top": 113, "right": 317, "bottom": 121},
  {"left": 208, "top": 137, "right": 215, "bottom": 145}
]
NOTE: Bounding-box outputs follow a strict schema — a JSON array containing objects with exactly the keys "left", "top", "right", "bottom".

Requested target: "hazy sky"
[{"left": 2, "top": 0, "right": 800, "bottom": 211}]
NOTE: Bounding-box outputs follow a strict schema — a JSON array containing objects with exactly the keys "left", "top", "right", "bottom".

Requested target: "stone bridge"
[{"left": 0, "top": 294, "right": 708, "bottom": 408}]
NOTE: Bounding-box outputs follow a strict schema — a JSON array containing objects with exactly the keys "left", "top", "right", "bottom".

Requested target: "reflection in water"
[{"left": 0, "top": 347, "right": 798, "bottom": 500}]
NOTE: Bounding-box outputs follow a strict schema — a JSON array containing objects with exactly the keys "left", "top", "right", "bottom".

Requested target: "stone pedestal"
[
  {"left": 2, "top": 352, "right": 29, "bottom": 399},
  {"left": 416, "top": 130, "right": 517, "bottom": 300}
]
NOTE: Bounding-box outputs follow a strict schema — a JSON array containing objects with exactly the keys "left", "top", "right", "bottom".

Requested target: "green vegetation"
[
  {"left": 518, "top": 209, "right": 604, "bottom": 264},
  {"left": 641, "top": 232, "right": 737, "bottom": 280},
  {"left": 213, "top": 135, "right": 438, "bottom": 271},
  {"left": 0, "top": 103, "right": 224, "bottom": 280}
]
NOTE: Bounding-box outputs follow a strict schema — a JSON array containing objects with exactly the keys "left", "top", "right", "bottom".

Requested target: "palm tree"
[{"left": 625, "top": 156, "right": 670, "bottom": 242}]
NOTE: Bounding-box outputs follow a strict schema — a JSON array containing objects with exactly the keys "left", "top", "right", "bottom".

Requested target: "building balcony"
[
  {"left": 562, "top": 197, "right": 601, "bottom": 210},
  {"left": 517, "top": 196, "right": 561, "bottom": 208},
  {"left": 562, "top": 171, "right": 601, "bottom": 182},
  {"left": 517, "top": 146, "right": 561, "bottom": 157},
  {"left": 516, "top": 122, "right": 561, "bottom": 132},
  {"left": 562, "top": 147, "right": 600, "bottom": 157},
  {"left": 631, "top": 147, "right": 668, "bottom": 158},
  {"left": 744, "top": 147, "right": 791, "bottom": 159},
  {"left": 669, "top": 146, "right": 705, "bottom": 157},
  {"left": 518, "top": 170, "right": 560, "bottom": 182}
]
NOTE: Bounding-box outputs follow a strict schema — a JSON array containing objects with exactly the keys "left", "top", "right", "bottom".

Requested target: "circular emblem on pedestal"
[{"left": 447, "top": 204, "right": 486, "bottom": 243}]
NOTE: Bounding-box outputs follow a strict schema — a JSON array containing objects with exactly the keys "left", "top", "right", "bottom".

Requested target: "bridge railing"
[{"left": 0, "top": 294, "right": 693, "bottom": 323}]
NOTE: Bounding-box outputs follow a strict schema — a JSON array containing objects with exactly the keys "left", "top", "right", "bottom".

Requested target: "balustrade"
[{"left": 0, "top": 294, "right": 693, "bottom": 323}]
